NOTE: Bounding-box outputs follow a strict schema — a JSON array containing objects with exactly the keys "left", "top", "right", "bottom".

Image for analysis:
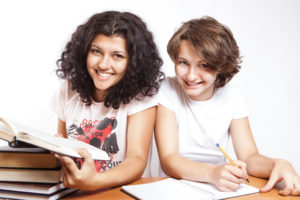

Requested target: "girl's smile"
[{"left": 86, "top": 34, "right": 128, "bottom": 102}]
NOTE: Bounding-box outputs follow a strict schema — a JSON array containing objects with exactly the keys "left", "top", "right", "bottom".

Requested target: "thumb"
[
  {"left": 260, "top": 173, "right": 280, "bottom": 192},
  {"left": 76, "top": 148, "right": 93, "bottom": 162}
]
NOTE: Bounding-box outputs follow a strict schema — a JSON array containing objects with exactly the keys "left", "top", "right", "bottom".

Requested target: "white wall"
[{"left": 0, "top": 0, "right": 299, "bottom": 173}]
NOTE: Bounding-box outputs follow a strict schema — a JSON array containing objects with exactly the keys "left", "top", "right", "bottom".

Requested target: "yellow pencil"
[{"left": 216, "top": 143, "right": 250, "bottom": 183}]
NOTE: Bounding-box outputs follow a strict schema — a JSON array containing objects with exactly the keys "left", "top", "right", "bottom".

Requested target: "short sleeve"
[
  {"left": 127, "top": 95, "right": 158, "bottom": 116},
  {"left": 231, "top": 87, "right": 249, "bottom": 119},
  {"left": 50, "top": 81, "right": 68, "bottom": 122},
  {"left": 157, "top": 77, "right": 177, "bottom": 112}
]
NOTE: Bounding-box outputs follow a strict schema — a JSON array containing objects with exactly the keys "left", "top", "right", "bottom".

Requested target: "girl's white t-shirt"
[
  {"left": 157, "top": 77, "right": 248, "bottom": 176},
  {"left": 50, "top": 81, "right": 157, "bottom": 173}
]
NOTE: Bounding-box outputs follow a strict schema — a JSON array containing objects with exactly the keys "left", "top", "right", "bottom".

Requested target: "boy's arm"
[
  {"left": 230, "top": 117, "right": 300, "bottom": 195},
  {"left": 155, "top": 105, "right": 247, "bottom": 192}
]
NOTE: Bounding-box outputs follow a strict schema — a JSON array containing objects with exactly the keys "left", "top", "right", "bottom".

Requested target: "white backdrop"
[{"left": 0, "top": 0, "right": 299, "bottom": 174}]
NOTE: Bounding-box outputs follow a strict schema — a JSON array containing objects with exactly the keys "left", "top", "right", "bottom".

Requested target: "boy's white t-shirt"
[
  {"left": 50, "top": 81, "right": 157, "bottom": 173},
  {"left": 157, "top": 77, "right": 248, "bottom": 176}
]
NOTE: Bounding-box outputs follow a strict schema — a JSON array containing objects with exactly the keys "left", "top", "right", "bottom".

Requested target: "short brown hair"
[{"left": 167, "top": 16, "right": 241, "bottom": 88}]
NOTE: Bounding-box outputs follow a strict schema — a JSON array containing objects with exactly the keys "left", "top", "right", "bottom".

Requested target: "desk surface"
[{"left": 62, "top": 176, "right": 299, "bottom": 200}]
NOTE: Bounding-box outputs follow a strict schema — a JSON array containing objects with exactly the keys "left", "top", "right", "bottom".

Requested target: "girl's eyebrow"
[
  {"left": 91, "top": 44, "right": 100, "bottom": 49},
  {"left": 91, "top": 44, "right": 127, "bottom": 56}
]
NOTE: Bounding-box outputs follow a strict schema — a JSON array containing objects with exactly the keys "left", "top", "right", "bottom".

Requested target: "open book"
[
  {"left": 0, "top": 117, "right": 109, "bottom": 161},
  {"left": 122, "top": 178, "right": 259, "bottom": 200}
]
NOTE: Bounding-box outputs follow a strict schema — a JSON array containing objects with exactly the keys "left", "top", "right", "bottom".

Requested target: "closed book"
[
  {"left": 0, "top": 187, "right": 77, "bottom": 200},
  {"left": 0, "top": 182, "right": 65, "bottom": 195},
  {"left": 0, "top": 168, "right": 62, "bottom": 183},
  {"left": 0, "top": 146, "right": 61, "bottom": 169}
]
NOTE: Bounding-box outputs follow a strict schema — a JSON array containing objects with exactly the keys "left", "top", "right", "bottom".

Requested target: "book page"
[
  {"left": 122, "top": 178, "right": 214, "bottom": 200},
  {"left": 180, "top": 179, "right": 259, "bottom": 199},
  {"left": 18, "top": 132, "right": 109, "bottom": 160},
  {"left": 1, "top": 117, "right": 109, "bottom": 160},
  {"left": 0, "top": 118, "right": 15, "bottom": 142}
]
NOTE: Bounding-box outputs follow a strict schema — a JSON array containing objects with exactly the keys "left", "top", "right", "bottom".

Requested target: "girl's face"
[
  {"left": 86, "top": 34, "right": 128, "bottom": 102},
  {"left": 175, "top": 40, "right": 217, "bottom": 101}
]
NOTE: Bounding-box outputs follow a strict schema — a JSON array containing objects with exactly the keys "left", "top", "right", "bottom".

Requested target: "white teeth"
[
  {"left": 97, "top": 72, "right": 113, "bottom": 77},
  {"left": 186, "top": 81, "right": 201, "bottom": 86}
]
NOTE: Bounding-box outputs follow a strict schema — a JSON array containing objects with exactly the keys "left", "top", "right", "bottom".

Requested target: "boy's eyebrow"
[{"left": 177, "top": 56, "right": 187, "bottom": 60}]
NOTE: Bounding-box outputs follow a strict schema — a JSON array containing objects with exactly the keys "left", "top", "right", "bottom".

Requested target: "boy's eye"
[
  {"left": 178, "top": 60, "right": 188, "bottom": 65},
  {"left": 200, "top": 63, "right": 208, "bottom": 68}
]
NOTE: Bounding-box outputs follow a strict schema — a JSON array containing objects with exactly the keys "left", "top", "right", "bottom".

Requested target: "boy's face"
[{"left": 174, "top": 40, "right": 217, "bottom": 101}]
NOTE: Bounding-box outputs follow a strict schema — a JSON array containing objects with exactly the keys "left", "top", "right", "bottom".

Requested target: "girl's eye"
[
  {"left": 114, "top": 54, "right": 124, "bottom": 59},
  {"left": 90, "top": 49, "right": 100, "bottom": 54}
]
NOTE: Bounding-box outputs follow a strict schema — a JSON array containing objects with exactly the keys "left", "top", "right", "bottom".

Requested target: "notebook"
[{"left": 122, "top": 178, "right": 259, "bottom": 200}]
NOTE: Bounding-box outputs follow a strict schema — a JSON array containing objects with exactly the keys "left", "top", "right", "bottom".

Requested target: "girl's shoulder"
[{"left": 56, "top": 80, "right": 81, "bottom": 104}]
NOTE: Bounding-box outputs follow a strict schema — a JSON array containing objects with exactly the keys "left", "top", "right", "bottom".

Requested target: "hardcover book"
[{"left": 0, "top": 146, "right": 61, "bottom": 169}]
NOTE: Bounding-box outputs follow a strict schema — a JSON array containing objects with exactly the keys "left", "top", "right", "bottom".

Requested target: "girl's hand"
[
  {"left": 55, "top": 148, "right": 99, "bottom": 190},
  {"left": 211, "top": 160, "right": 248, "bottom": 192},
  {"left": 260, "top": 159, "right": 300, "bottom": 196}
]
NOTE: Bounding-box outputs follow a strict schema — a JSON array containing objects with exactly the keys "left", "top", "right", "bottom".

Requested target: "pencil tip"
[{"left": 216, "top": 143, "right": 219, "bottom": 147}]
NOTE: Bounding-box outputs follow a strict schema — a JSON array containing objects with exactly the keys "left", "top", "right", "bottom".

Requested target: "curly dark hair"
[
  {"left": 56, "top": 11, "right": 164, "bottom": 109},
  {"left": 167, "top": 16, "right": 241, "bottom": 88}
]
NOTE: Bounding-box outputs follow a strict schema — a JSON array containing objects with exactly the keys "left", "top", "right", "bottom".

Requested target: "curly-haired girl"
[
  {"left": 155, "top": 16, "right": 300, "bottom": 196},
  {"left": 51, "top": 11, "right": 164, "bottom": 190}
]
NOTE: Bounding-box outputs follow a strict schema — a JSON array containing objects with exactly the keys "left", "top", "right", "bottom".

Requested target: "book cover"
[
  {"left": 0, "top": 187, "right": 77, "bottom": 200},
  {"left": 0, "top": 168, "right": 62, "bottom": 184},
  {"left": 0, "top": 117, "right": 109, "bottom": 161},
  {"left": 0, "top": 146, "right": 61, "bottom": 169},
  {"left": 0, "top": 182, "right": 65, "bottom": 195}
]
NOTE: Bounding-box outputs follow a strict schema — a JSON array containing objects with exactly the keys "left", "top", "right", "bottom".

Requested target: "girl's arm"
[
  {"left": 55, "top": 106, "right": 156, "bottom": 190},
  {"left": 230, "top": 117, "right": 300, "bottom": 195},
  {"left": 155, "top": 105, "right": 247, "bottom": 192},
  {"left": 57, "top": 119, "right": 68, "bottom": 138}
]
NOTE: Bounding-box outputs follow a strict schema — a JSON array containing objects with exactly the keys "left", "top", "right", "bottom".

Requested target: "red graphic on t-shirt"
[{"left": 68, "top": 117, "right": 119, "bottom": 172}]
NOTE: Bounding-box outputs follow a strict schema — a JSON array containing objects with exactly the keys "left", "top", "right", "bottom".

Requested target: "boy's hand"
[
  {"left": 211, "top": 160, "right": 248, "bottom": 192},
  {"left": 260, "top": 159, "right": 300, "bottom": 196}
]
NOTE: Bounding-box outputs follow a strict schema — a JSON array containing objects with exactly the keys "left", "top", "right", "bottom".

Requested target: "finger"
[
  {"left": 227, "top": 165, "right": 247, "bottom": 183},
  {"left": 292, "top": 180, "right": 300, "bottom": 195},
  {"left": 62, "top": 167, "right": 69, "bottom": 186},
  {"left": 219, "top": 179, "right": 241, "bottom": 192},
  {"left": 260, "top": 172, "right": 280, "bottom": 192},
  {"left": 234, "top": 160, "right": 247, "bottom": 170},
  {"left": 290, "top": 188, "right": 300, "bottom": 196},
  {"left": 233, "top": 160, "right": 248, "bottom": 180},
  {"left": 76, "top": 148, "right": 94, "bottom": 164},
  {"left": 57, "top": 155, "right": 80, "bottom": 175},
  {"left": 279, "top": 178, "right": 294, "bottom": 196}
]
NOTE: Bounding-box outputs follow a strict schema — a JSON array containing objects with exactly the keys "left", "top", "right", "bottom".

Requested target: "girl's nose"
[{"left": 98, "top": 56, "right": 111, "bottom": 70}]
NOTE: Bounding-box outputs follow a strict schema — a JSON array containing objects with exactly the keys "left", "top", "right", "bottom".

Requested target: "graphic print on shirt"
[{"left": 67, "top": 117, "right": 120, "bottom": 172}]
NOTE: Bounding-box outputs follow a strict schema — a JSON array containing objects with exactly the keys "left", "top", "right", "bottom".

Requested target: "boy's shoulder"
[{"left": 161, "top": 76, "right": 180, "bottom": 90}]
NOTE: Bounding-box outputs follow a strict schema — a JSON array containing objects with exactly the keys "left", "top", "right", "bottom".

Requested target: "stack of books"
[
  {"left": 0, "top": 146, "right": 77, "bottom": 200},
  {"left": 0, "top": 116, "right": 109, "bottom": 199}
]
